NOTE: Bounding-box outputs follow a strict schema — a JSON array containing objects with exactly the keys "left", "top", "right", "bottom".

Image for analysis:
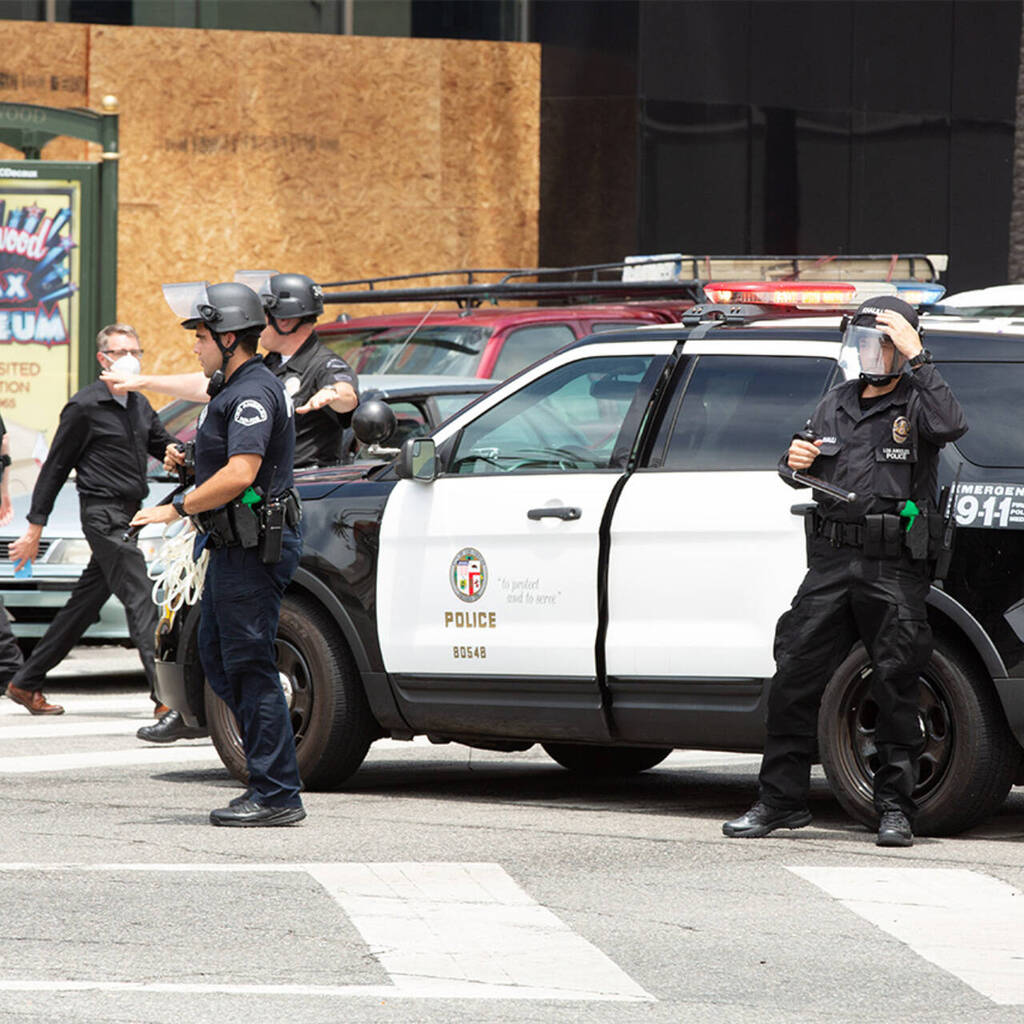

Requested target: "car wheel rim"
[
  {"left": 275, "top": 637, "right": 313, "bottom": 743},
  {"left": 834, "top": 663, "right": 954, "bottom": 804}
]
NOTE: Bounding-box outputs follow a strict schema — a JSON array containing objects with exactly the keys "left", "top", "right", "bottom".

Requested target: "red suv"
[{"left": 317, "top": 303, "right": 687, "bottom": 380}]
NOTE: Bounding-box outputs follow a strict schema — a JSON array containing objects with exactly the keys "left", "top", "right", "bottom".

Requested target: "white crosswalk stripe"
[
  {"left": 0, "top": 862, "right": 652, "bottom": 1002},
  {"left": 790, "top": 867, "right": 1024, "bottom": 1005}
]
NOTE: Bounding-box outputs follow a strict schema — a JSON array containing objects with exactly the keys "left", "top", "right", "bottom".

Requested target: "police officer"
[
  {"left": 129, "top": 272, "right": 357, "bottom": 745},
  {"left": 255, "top": 272, "right": 359, "bottom": 466},
  {"left": 722, "top": 295, "right": 967, "bottom": 848},
  {"left": 131, "top": 282, "right": 305, "bottom": 827}
]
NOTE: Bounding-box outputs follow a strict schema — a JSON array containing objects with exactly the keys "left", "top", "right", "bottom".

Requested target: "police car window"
[
  {"left": 659, "top": 355, "right": 835, "bottom": 471},
  {"left": 936, "top": 362, "right": 1024, "bottom": 467},
  {"left": 491, "top": 324, "right": 576, "bottom": 379},
  {"left": 448, "top": 355, "right": 659, "bottom": 475}
]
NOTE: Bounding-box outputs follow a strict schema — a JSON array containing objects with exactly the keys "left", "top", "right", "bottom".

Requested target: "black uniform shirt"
[
  {"left": 785, "top": 362, "right": 968, "bottom": 523},
  {"left": 28, "top": 381, "right": 176, "bottom": 525},
  {"left": 194, "top": 355, "right": 294, "bottom": 500},
  {"left": 262, "top": 331, "right": 357, "bottom": 467}
]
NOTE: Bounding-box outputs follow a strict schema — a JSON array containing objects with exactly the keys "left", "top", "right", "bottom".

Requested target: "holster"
[
  {"left": 228, "top": 499, "right": 261, "bottom": 549},
  {"left": 899, "top": 503, "right": 930, "bottom": 561},
  {"left": 863, "top": 514, "right": 903, "bottom": 559}
]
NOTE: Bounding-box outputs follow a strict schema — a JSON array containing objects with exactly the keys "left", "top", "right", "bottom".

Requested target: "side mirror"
[
  {"left": 351, "top": 398, "right": 397, "bottom": 445},
  {"left": 395, "top": 437, "right": 437, "bottom": 481}
]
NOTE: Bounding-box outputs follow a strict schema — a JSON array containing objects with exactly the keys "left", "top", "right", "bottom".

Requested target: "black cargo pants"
[{"left": 758, "top": 535, "right": 932, "bottom": 821}]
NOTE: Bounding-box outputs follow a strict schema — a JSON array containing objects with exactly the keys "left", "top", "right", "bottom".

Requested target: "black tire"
[
  {"left": 205, "top": 594, "right": 378, "bottom": 790},
  {"left": 818, "top": 637, "right": 1019, "bottom": 835},
  {"left": 541, "top": 742, "right": 672, "bottom": 776}
]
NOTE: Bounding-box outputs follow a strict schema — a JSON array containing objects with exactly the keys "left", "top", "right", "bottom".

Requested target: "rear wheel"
[
  {"left": 818, "top": 637, "right": 1019, "bottom": 835},
  {"left": 205, "top": 595, "right": 378, "bottom": 790},
  {"left": 541, "top": 742, "right": 672, "bottom": 776}
]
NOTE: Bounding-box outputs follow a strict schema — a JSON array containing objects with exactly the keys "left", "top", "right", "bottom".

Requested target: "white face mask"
[{"left": 105, "top": 353, "right": 141, "bottom": 377}]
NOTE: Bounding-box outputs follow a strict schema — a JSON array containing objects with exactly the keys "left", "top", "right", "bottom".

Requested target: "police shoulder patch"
[{"left": 233, "top": 398, "right": 269, "bottom": 426}]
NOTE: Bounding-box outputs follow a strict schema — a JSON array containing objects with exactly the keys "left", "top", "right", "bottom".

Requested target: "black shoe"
[
  {"left": 876, "top": 810, "right": 914, "bottom": 847},
  {"left": 229, "top": 788, "right": 253, "bottom": 808},
  {"left": 722, "top": 801, "right": 812, "bottom": 838},
  {"left": 209, "top": 799, "right": 306, "bottom": 828},
  {"left": 136, "top": 710, "right": 209, "bottom": 744}
]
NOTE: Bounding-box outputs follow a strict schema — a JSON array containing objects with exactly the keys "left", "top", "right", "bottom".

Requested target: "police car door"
[
  {"left": 377, "top": 340, "right": 675, "bottom": 740},
  {"left": 603, "top": 339, "right": 840, "bottom": 746}
]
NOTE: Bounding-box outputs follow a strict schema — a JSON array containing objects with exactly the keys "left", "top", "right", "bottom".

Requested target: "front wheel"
[
  {"left": 205, "top": 594, "right": 378, "bottom": 790},
  {"left": 541, "top": 743, "right": 672, "bottom": 776},
  {"left": 818, "top": 638, "right": 1019, "bottom": 835}
]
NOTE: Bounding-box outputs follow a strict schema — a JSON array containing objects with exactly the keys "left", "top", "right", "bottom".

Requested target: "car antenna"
[{"left": 379, "top": 304, "right": 438, "bottom": 374}]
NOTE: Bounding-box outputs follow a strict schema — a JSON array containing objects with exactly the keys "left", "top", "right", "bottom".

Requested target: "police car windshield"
[{"left": 326, "top": 325, "right": 492, "bottom": 376}]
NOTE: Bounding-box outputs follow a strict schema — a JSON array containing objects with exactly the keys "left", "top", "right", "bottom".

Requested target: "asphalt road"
[{"left": 1, "top": 648, "right": 1023, "bottom": 1024}]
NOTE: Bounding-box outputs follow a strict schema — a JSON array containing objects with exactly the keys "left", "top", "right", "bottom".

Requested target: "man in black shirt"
[
  {"left": 5, "top": 324, "right": 177, "bottom": 715},
  {"left": 722, "top": 296, "right": 967, "bottom": 848}
]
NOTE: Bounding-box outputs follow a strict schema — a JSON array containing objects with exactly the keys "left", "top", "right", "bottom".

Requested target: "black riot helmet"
[
  {"left": 264, "top": 273, "right": 324, "bottom": 320},
  {"left": 162, "top": 281, "right": 266, "bottom": 396},
  {"left": 838, "top": 295, "right": 922, "bottom": 387},
  {"left": 171, "top": 282, "right": 267, "bottom": 334}
]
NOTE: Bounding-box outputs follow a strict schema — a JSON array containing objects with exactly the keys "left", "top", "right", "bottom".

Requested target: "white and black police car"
[{"left": 155, "top": 279, "right": 1024, "bottom": 836}]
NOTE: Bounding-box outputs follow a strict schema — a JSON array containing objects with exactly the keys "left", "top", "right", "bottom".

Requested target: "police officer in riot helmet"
[
  {"left": 723, "top": 295, "right": 967, "bottom": 848},
  {"left": 131, "top": 281, "right": 306, "bottom": 827},
  {"left": 252, "top": 272, "right": 359, "bottom": 466}
]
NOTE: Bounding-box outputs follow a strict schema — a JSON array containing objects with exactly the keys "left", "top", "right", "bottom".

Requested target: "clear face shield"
[
  {"left": 838, "top": 323, "right": 907, "bottom": 384},
  {"left": 161, "top": 281, "right": 215, "bottom": 329},
  {"left": 233, "top": 270, "right": 278, "bottom": 312}
]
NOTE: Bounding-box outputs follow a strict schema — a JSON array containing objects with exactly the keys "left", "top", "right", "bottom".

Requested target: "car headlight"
[{"left": 43, "top": 539, "right": 93, "bottom": 565}]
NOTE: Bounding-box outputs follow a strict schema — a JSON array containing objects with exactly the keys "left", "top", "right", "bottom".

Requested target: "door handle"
[{"left": 527, "top": 506, "right": 581, "bottom": 521}]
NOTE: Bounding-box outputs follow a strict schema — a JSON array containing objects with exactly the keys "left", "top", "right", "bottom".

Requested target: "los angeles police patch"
[
  {"left": 892, "top": 416, "right": 910, "bottom": 444},
  {"left": 234, "top": 399, "right": 268, "bottom": 426}
]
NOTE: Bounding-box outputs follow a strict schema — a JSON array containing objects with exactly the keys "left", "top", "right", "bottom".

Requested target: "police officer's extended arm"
[
  {"left": 101, "top": 369, "right": 211, "bottom": 404},
  {"left": 129, "top": 453, "right": 261, "bottom": 527},
  {"left": 295, "top": 380, "right": 358, "bottom": 415}
]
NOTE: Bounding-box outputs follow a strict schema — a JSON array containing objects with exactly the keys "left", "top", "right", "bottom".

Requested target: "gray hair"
[{"left": 96, "top": 323, "right": 140, "bottom": 351}]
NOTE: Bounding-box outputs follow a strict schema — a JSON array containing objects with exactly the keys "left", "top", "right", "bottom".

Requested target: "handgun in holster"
[{"left": 898, "top": 501, "right": 930, "bottom": 561}]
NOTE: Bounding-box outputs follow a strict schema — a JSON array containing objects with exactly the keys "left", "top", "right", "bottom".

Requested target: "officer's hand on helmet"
[
  {"left": 787, "top": 437, "right": 823, "bottom": 470},
  {"left": 100, "top": 369, "right": 147, "bottom": 393},
  {"left": 875, "top": 310, "right": 923, "bottom": 360}
]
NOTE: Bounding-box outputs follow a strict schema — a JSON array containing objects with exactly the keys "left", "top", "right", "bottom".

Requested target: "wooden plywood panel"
[
  {"left": 4, "top": 21, "right": 539, "bottom": 381},
  {"left": 0, "top": 22, "right": 91, "bottom": 162}
]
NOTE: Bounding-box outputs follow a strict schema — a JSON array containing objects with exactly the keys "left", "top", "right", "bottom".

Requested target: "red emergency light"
[{"left": 704, "top": 281, "right": 859, "bottom": 306}]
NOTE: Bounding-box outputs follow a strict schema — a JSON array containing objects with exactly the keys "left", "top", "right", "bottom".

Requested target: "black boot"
[
  {"left": 876, "top": 810, "right": 914, "bottom": 847},
  {"left": 722, "top": 801, "right": 812, "bottom": 838},
  {"left": 136, "top": 709, "right": 209, "bottom": 744}
]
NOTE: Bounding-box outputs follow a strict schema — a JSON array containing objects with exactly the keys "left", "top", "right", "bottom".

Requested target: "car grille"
[{"left": 0, "top": 540, "right": 51, "bottom": 560}]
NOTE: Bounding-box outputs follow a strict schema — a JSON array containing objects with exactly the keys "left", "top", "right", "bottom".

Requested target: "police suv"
[{"left": 156, "top": 279, "right": 1024, "bottom": 836}]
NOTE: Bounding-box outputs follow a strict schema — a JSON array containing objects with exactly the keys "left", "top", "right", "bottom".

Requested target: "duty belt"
[
  {"left": 193, "top": 488, "right": 302, "bottom": 559},
  {"left": 813, "top": 515, "right": 864, "bottom": 548}
]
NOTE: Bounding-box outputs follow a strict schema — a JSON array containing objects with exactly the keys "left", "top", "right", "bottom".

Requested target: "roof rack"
[{"left": 318, "top": 254, "right": 945, "bottom": 310}]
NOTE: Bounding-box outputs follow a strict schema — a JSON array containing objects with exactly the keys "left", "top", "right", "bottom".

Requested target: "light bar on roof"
[
  {"left": 704, "top": 280, "right": 900, "bottom": 308},
  {"left": 894, "top": 282, "right": 946, "bottom": 305}
]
